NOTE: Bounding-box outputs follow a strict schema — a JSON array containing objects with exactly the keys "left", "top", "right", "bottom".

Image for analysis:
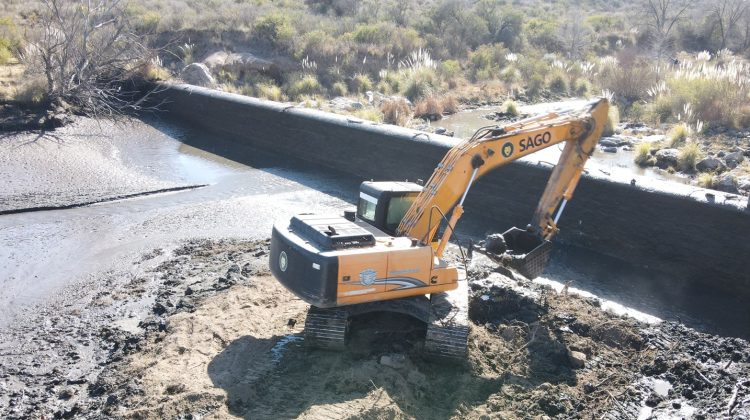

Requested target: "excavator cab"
[{"left": 355, "top": 181, "right": 423, "bottom": 236}]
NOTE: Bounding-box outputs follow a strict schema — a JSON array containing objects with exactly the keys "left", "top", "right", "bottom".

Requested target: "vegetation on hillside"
[{"left": 2, "top": 0, "right": 750, "bottom": 134}]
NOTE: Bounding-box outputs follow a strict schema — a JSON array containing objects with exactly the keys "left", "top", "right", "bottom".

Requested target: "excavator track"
[
  {"left": 424, "top": 279, "right": 470, "bottom": 362},
  {"left": 303, "top": 306, "right": 349, "bottom": 350}
]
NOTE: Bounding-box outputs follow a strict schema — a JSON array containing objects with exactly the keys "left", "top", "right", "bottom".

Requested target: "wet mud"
[{"left": 2, "top": 239, "right": 747, "bottom": 419}]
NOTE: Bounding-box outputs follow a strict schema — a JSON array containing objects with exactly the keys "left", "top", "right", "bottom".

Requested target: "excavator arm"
[{"left": 396, "top": 98, "right": 609, "bottom": 256}]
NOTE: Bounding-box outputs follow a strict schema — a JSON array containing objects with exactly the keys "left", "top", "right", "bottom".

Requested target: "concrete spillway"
[{"left": 152, "top": 84, "right": 750, "bottom": 295}]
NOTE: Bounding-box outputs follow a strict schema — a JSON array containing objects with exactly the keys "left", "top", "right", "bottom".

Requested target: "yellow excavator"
[{"left": 270, "top": 98, "right": 609, "bottom": 360}]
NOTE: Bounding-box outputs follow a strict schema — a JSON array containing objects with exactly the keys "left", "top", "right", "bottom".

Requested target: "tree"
[
  {"left": 710, "top": 0, "right": 748, "bottom": 50},
  {"left": 22, "top": 0, "right": 158, "bottom": 117},
  {"left": 640, "top": 0, "right": 695, "bottom": 60}
]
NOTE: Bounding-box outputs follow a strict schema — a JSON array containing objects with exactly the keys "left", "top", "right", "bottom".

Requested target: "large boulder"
[
  {"left": 696, "top": 157, "right": 726, "bottom": 172},
  {"left": 202, "top": 51, "right": 292, "bottom": 79},
  {"left": 180, "top": 63, "right": 214, "bottom": 87},
  {"left": 654, "top": 148, "right": 680, "bottom": 169},
  {"left": 599, "top": 137, "right": 618, "bottom": 147},
  {"left": 715, "top": 174, "right": 738, "bottom": 193},
  {"left": 724, "top": 151, "right": 744, "bottom": 169}
]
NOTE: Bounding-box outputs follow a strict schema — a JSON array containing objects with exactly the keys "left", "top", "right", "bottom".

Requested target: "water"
[{"left": 435, "top": 102, "right": 689, "bottom": 185}]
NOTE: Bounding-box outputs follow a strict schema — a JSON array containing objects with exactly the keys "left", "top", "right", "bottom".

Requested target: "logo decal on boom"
[{"left": 501, "top": 142, "right": 514, "bottom": 158}]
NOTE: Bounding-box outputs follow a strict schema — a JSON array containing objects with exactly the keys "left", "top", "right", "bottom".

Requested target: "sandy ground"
[{"left": 2, "top": 239, "right": 747, "bottom": 419}]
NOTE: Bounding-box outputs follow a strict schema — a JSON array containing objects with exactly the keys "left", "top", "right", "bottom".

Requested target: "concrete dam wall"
[{"left": 153, "top": 84, "right": 750, "bottom": 294}]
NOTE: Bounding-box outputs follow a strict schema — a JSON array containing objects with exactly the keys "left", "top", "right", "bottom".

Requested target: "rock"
[
  {"left": 655, "top": 148, "right": 680, "bottom": 169},
  {"left": 379, "top": 353, "right": 406, "bottom": 369},
  {"left": 484, "top": 233, "right": 507, "bottom": 254},
  {"left": 601, "top": 146, "right": 617, "bottom": 153},
  {"left": 737, "top": 177, "right": 750, "bottom": 193},
  {"left": 180, "top": 63, "right": 215, "bottom": 87},
  {"left": 696, "top": 157, "right": 726, "bottom": 172},
  {"left": 599, "top": 138, "right": 618, "bottom": 147},
  {"left": 724, "top": 151, "right": 744, "bottom": 169},
  {"left": 434, "top": 127, "right": 447, "bottom": 134},
  {"left": 568, "top": 350, "right": 587, "bottom": 369},
  {"left": 717, "top": 151, "right": 726, "bottom": 158},
  {"left": 715, "top": 174, "right": 738, "bottom": 193},
  {"left": 329, "top": 97, "right": 364, "bottom": 111}
]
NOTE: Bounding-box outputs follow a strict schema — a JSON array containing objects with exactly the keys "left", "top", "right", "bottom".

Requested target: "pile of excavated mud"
[{"left": 0, "top": 239, "right": 748, "bottom": 419}]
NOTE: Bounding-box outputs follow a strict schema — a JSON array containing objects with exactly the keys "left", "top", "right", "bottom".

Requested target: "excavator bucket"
[{"left": 502, "top": 227, "right": 552, "bottom": 279}]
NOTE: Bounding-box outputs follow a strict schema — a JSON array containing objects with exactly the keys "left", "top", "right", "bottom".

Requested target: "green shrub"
[
  {"left": 253, "top": 14, "right": 294, "bottom": 50},
  {"left": 526, "top": 74, "right": 545, "bottom": 99},
  {"left": 331, "top": 82, "right": 347, "bottom": 96},
  {"left": 634, "top": 142, "right": 653, "bottom": 167},
  {"left": 548, "top": 72, "right": 568, "bottom": 95},
  {"left": 353, "top": 108, "right": 382, "bottom": 122},
  {"left": 257, "top": 83, "right": 283, "bottom": 101},
  {"left": 401, "top": 68, "right": 438, "bottom": 101},
  {"left": 502, "top": 99, "right": 519, "bottom": 117},
  {"left": 678, "top": 142, "right": 700, "bottom": 172},
  {"left": 350, "top": 73, "right": 373, "bottom": 94},
  {"left": 287, "top": 74, "right": 322, "bottom": 100},
  {"left": 667, "top": 123, "right": 690, "bottom": 147},
  {"left": 573, "top": 79, "right": 591, "bottom": 97},
  {"left": 441, "top": 60, "right": 461, "bottom": 80},
  {"left": 650, "top": 95, "right": 673, "bottom": 123}
]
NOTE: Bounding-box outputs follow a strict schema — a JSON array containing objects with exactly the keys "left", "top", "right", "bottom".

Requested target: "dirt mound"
[{"left": 1, "top": 240, "right": 748, "bottom": 419}]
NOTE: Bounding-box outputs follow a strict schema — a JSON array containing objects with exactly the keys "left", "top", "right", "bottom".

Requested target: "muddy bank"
[
  {"left": 2, "top": 239, "right": 747, "bottom": 419},
  {"left": 0, "top": 118, "right": 203, "bottom": 213}
]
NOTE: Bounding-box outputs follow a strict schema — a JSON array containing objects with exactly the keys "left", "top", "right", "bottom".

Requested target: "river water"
[
  {"left": 1, "top": 117, "right": 747, "bottom": 339},
  {"left": 434, "top": 102, "right": 689, "bottom": 185}
]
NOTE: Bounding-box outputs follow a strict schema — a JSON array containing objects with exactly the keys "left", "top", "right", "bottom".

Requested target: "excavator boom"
[{"left": 397, "top": 98, "right": 609, "bottom": 247}]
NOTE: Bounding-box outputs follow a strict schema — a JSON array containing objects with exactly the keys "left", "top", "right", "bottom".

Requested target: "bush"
[
  {"left": 253, "top": 14, "right": 294, "bottom": 50},
  {"left": 0, "top": 16, "right": 19, "bottom": 64},
  {"left": 401, "top": 68, "right": 438, "bottom": 101},
  {"left": 526, "top": 74, "right": 545, "bottom": 99},
  {"left": 14, "top": 77, "right": 47, "bottom": 105},
  {"left": 634, "top": 142, "right": 653, "bottom": 166},
  {"left": 502, "top": 99, "right": 519, "bottom": 117},
  {"left": 735, "top": 106, "right": 750, "bottom": 129},
  {"left": 650, "top": 95, "right": 673, "bottom": 123},
  {"left": 548, "top": 72, "right": 568, "bottom": 95},
  {"left": 697, "top": 173, "right": 716, "bottom": 188},
  {"left": 414, "top": 96, "right": 443, "bottom": 121},
  {"left": 603, "top": 105, "right": 619, "bottom": 137},
  {"left": 353, "top": 108, "right": 382, "bottom": 122},
  {"left": 667, "top": 123, "right": 690, "bottom": 147},
  {"left": 381, "top": 99, "right": 411, "bottom": 126},
  {"left": 441, "top": 60, "right": 461, "bottom": 80},
  {"left": 573, "top": 79, "right": 591, "bottom": 97},
  {"left": 287, "top": 74, "right": 322, "bottom": 99},
  {"left": 441, "top": 96, "right": 459, "bottom": 114},
  {"left": 257, "top": 83, "right": 283, "bottom": 101},
  {"left": 678, "top": 142, "right": 700, "bottom": 172},
  {"left": 331, "top": 82, "right": 347, "bottom": 96},
  {"left": 350, "top": 73, "right": 373, "bottom": 94}
]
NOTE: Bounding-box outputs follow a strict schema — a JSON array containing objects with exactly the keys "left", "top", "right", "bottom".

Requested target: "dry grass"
[
  {"left": 440, "top": 96, "right": 458, "bottom": 114},
  {"left": 667, "top": 123, "right": 690, "bottom": 147},
  {"left": 414, "top": 96, "right": 443, "bottom": 121},
  {"left": 697, "top": 173, "right": 716, "bottom": 188},
  {"left": 634, "top": 142, "right": 654, "bottom": 167},
  {"left": 603, "top": 105, "right": 619, "bottom": 137},
  {"left": 502, "top": 99, "right": 519, "bottom": 117},
  {"left": 678, "top": 142, "right": 700, "bottom": 172},
  {"left": 0, "top": 61, "right": 24, "bottom": 101},
  {"left": 380, "top": 99, "right": 411, "bottom": 126}
]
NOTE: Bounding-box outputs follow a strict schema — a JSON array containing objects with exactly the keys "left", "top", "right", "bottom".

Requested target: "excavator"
[{"left": 270, "top": 98, "right": 609, "bottom": 361}]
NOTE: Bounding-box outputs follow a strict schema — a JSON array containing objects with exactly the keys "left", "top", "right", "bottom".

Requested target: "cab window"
[
  {"left": 357, "top": 194, "right": 377, "bottom": 222},
  {"left": 385, "top": 194, "right": 417, "bottom": 232}
]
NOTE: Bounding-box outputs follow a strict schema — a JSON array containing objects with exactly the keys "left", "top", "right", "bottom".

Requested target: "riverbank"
[{"left": 1, "top": 238, "right": 747, "bottom": 418}]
